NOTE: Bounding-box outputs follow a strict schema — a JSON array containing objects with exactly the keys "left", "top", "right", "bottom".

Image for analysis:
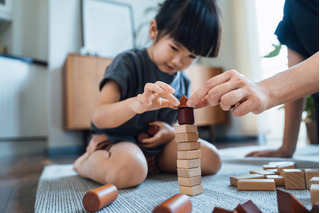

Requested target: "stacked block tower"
[{"left": 174, "top": 96, "right": 203, "bottom": 196}]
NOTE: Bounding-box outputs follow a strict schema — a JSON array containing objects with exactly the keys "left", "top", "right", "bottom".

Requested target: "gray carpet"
[{"left": 35, "top": 145, "right": 319, "bottom": 213}]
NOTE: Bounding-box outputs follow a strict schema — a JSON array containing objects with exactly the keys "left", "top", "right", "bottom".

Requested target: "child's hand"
[
  {"left": 131, "top": 81, "right": 180, "bottom": 114},
  {"left": 139, "top": 121, "right": 175, "bottom": 149}
]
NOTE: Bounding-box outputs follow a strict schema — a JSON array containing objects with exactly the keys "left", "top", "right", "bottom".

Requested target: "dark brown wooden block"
[
  {"left": 177, "top": 96, "right": 194, "bottom": 125},
  {"left": 147, "top": 125, "right": 159, "bottom": 137},
  {"left": 276, "top": 189, "right": 308, "bottom": 213},
  {"left": 235, "top": 200, "right": 261, "bottom": 213},
  {"left": 153, "top": 194, "right": 192, "bottom": 213}
]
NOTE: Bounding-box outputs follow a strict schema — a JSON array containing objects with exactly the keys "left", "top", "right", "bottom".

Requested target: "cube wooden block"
[
  {"left": 263, "top": 164, "right": 277, "bottom": 170},
  {"left": 177, "top": 159, "right": 200, "bottom": 169},
  {"left": 283, "top": 169, "right": 305, "bottom": 190},
  {"left": 177, "top": 150, "right": 201, "bottom": 160},
  {"left": 178, "top": 176, "right": 202, "bottom": 186},
  {"left": 230, "top": 174, "right": 265, "bottom": 187},
  {"left": 250, "top": 170, "right": 275, "bottom": 176},
  {"left": 237, "top": 179, "right": 275, "bottom": 191},
  {"left": 304, "top": 169, "right": 319, "bottom": 189},
  {"left": 277, "top": 163, "right": 296, "bottom": 176},
  {"left": 266, "top": 169, "right": 279, "bottom": 174},
  {"left": 310, "top": 177, "right": 319, "bottom": 186},
  {"left": 266, "top": 175, "right": 285, "bottom": 186},
  {"left": 179, "top": 184, "right": 203, "bottom": 196},
  {"left": 310, "top": 184, "right": 319, "bottom": 205},
  {"left": 174, "top": 125, "right": 197, "bottom": 134},
  {"left": 177, "top": 141, "right": 201, "bottom": 151},
  {"left": 177, "top": 167, "right": 201, "bottom": 177},
  {"left": 269, "top": 161, "right": 295, "bottom": 166},
  {"left": 175, "top": 132, "right": 199, "bottom": 143}
]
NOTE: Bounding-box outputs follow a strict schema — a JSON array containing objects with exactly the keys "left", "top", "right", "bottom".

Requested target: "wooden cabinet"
[
  {"left": 185, "top": 65, "right": 228, "bottom": 126},
  {"left": 63, "top": 54, "right": 112, "bottom": 130}
]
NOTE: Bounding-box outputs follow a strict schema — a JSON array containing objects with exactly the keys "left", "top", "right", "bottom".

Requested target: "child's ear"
[{"left": 149, "top": 19, "right": 157, "bottom": 40}]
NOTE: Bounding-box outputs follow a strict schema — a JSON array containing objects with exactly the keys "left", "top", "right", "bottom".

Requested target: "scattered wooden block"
[
  {"left": 277, "top": 163, "right": 296, "bottom": 176},
  {"left": 237, "top": 179, "right": 275, "bottom": 191},
  {"left": 266, "top": 175, "right": 285, "bottom": 186},
  {"left": 175, "top": 132, "right": 199, "bottom": 143},
  {"left": 177, "top": 167, "right": 201, "bottom": 177},
  {"left": 304, "top": 169, "right": 319, "bottom": 189},
  {"left": 250, "top": 170, "right": 275, "bottom": 176},
  {"left": 235, "top": 200, "right": 262, "bottom": 213},
  {"left": 179, "top": 184, "right": 203, "bottom": 196},
  {"left": 310, "top": 177, "right": 319, "bottom": 186},
  {"left": 178, "top": 176, "right": 201, "bottom": 187},
  {"left": 269, "top": 161, "right": 295, "bottom": 166},
  {"left": 174, "top": 124, "right": 197, "bottom": 134},
  {"left": 263, "top": 164, "right": 277, "bottom": 170},
  {"left": 283, "top": 169, "right": 305, "bottom": 190},
  {"left": 153, "top": 194, "right": 192, "bottom": 213},
  {"left": 177, "top": 150, "right": 201, "bottom": 160},
  {"left": 266, "top": 169, "right": 279, "bottom": 174},
  {"left": 177, "top": 159, "right": 201, "bottom": 169},
  {"left": 177, "top": 141, "right": 201, "bottom": 151},
  {"left": 311, "top": 184, "right": 319, "bottom": 205},
  {"left": 212, "top": 207, "right": 234, "bottom": 213},
  {"left": 276, "top": 189, "right": 309, "bottom": 213},
  {"left": 230, "top": 174, "right": 265, "bottom": 187},
  {"left": 310, "top": 202, "right": 319, "bottom": 213}
]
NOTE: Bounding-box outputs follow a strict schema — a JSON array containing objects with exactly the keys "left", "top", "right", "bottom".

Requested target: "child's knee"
[{"left": 200, "top": 142, "right": 221, "bottom": 175}]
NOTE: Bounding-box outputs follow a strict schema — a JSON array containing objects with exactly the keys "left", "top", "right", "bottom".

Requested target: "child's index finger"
[{"left": 155, "top": 81, "right": 175, "bottom": 94}]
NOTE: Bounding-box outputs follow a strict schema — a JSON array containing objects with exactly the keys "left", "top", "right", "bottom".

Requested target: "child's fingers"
[
  {"left": 155, "top": 81, "right": 175, "bottom": 94},
  {"left": 137, "top": 94, "right": 152, "bottom": 106},
  {"left": 144, "top": 83, "right": 163, "bottom": 96},
  {"left": 159, "top": 92, "right": 180, "bottom": 106}
]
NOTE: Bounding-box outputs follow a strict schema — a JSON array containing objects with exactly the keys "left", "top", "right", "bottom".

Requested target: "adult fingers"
[{"left": 219, "top": 89, "right": 245, "bottom": 111}]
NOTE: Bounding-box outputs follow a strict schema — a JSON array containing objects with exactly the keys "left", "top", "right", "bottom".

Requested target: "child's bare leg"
[
  {"left": 157, "top": 138, "right": 221, "bottom": 175},
  {"left": 75, "top": 142, "right": 148, "bottom": 189}
]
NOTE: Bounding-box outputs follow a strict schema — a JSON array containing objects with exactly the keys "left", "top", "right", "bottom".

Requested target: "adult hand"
[
  {"left": 131, "top": 81, "right": 180, "bottom": 114},
  {"left": 186, "top": 70, "right": 270, "bottom": 116},
  {"left": 139, "top": 121, "right": 175, "bottom": 149},
  {"left": 245, "top": 148, "right": 293, "bottom": 158}
]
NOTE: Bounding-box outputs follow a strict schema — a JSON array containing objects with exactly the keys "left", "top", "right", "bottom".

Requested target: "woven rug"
[{"left": 35, "top": 145, "right": 319, "bottom": 213}]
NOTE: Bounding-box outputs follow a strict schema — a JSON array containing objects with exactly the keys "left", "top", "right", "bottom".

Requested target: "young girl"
[{"left": 74, "top": 0, "right": 222, "bottom": 189}]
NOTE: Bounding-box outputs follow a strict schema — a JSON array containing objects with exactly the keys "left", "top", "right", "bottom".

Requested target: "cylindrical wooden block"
[
  {"left": 82, "top": 184, "right": 118, "bottom": 212},
  {"left": 137, "top": 132, "right": 149, "bottom": 143},
  {"left": 147, "top": 125, "right": 159, "bottom": 137},
  {"left": 178, "top": 108, "right": 194, "bottom": 125},
  {"left": 153, "top": 194, "right": 192, "bottom": 213}
]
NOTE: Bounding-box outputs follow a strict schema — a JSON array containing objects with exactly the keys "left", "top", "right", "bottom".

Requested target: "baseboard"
[
  {"left": 0, "top": 139, "right": 47, "bottom": 159},
  {"left": 48, "top": 146, "right": 84, "bottom": 157}
]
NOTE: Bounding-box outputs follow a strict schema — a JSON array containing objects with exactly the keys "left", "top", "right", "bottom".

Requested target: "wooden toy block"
[
  {"left": 153, "top": 194, "right": 192, "bottom": 213},
  {"left": 177, "top": 141, "right": 201, "bottom": 151},
  {"left": 175, "top": 132, "right": 199, "bottom": 143},
  {"left": 178, "top": 176, "right": 201, "bottom": 186},
  {"left": 266, "top": 175, "right": 285, "bottom": 186},
  {"left": 283, "top": 169, "right": 305, "bottom": 190},
  {"left": 174, "top": 124, "right": 197, "bottom": 134},
  {"left": 310, "top": 184, "right": 319, "bottom": 205},
  {"left": 277, "top": 163, "right": 296, "bottom": 176},
  {"left": 269, "top": 161, "right": 295, "bottom": 166},
  {"left": 237, "top": 179, "right": 275, "bottom": 191},
  {"left": 310, "top": 177, "right": 319, "bottom": 186},
  {"left": 235, "top": 200, "right": 262, "bottom": 213},
  {"left": 179, "top": 184, "right": 203, "bottom": 196},
  {"left": 177, "top": 96, "right": 194, "bottom": 125},
  {"left": 263, "top": 164, "right": 277, "bottom": 170},
  {"left": 310, "top": 202, "right": 319, "bottom": 213},
  {"left": 265, "top": 169, "right": 279, "bottom": 174},
  {"left": 137, "top": 133, "right": 149, "bottom": 143},
  {"left": 230, "top": 174, "right": 265, "bottom": 187},
  {"left": 147, "top": 125, "right": 159, "bottom": 137},
  {"left": 212, "top": 207, "right": 235, "bottom": 213},
  {"left": 250, "top": 170, "right": 275, "bottom": 176},
  {"left": 177, "top": 150, "right": 201, "bottom": 160},
  {"left": 82, "top": 184, "right": 118, "bottom": 212},
  {"left": 276, "top": 189, "right": 309, "bottom": 213},
  {"left": 177, "top": 159, "right": 201, "bottom": 169},
  {"left": 177, "top": 167, "right": 201, "bottom": 177},
  {"left": 304, "top": 169, "right": 319, "bottom": 189}
]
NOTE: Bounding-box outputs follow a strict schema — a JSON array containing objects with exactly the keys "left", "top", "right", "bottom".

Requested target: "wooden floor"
[
  {"left": 0, "top": 154, "right": 79, "bottom": 213},
  {"left": 0, "top": 141, "right": 258, "bottom": 213}
]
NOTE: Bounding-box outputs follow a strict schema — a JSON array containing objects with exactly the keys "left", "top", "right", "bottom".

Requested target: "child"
[{"left": 74, "top": 0, "right": 222, "bottom": 189}]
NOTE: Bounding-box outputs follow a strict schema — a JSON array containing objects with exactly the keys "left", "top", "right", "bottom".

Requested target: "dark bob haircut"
[{"left": 155, "top": 0, "right": 221, "bottom": 57}]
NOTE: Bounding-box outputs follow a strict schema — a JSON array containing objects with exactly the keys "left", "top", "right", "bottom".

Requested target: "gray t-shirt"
[{"left": 91, "top": 48, "right": 190, "bottom": 155}]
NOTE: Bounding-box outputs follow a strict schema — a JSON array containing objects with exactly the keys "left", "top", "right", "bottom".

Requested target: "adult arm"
[{"left": 187, "top": 52, "right": 319, "bottom": 116}]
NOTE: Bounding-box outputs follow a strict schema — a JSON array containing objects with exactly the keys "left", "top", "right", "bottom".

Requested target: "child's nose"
[{"left": 172, "top": 56, "right": 183, "bottom": 68}]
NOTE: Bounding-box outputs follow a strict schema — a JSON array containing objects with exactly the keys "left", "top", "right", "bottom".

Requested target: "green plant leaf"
[{"left": 264, "top": 43, "right": 282, "bottom": 58}]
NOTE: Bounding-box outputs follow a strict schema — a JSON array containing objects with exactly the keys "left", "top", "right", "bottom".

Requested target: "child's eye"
[
  {"left": 189, "top": 55, "right": 197, "bottom": 59},
  {"left": 170, "top": 45, "right": 179, "bottom": 51}
]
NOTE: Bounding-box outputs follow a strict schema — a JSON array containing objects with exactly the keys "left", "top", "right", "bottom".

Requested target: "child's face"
[{"left": 149, "top": 35, "right": 199, "bottom": 74}]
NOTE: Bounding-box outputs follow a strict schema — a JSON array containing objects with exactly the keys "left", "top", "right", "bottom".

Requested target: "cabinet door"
[{"left": 64, "top": 54, "right": 112, "bottom": 130}]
